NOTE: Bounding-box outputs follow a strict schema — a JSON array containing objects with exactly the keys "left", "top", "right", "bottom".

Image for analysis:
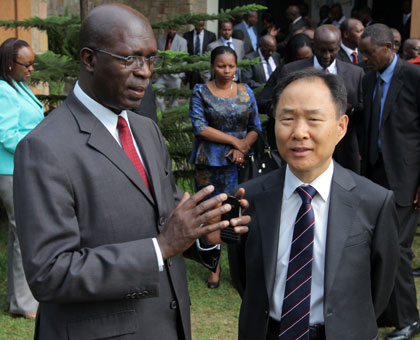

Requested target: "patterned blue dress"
[{"left": 189, "top": 82, "right": 262, "bottom": 195}]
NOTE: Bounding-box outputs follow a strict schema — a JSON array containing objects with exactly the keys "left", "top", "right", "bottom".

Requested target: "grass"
[{"left": 1, "top": 218, "right": 420, "bottom": 340}]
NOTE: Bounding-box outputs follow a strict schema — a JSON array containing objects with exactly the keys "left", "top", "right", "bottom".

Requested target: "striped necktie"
[
  {"left": 194, "top": 35, "right": 201, "bottom": 55},
  {"left": 279, "top": 185, "right": 317, "bottom": 340}
]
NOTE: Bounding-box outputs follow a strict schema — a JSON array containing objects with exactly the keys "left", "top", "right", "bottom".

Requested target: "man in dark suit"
[
  {"left": 12, "top": 4, "right": 249, "bottom": 340},
  {"left": 359, "top": 23, "right": 420, "bottom": 340},
  {"left": 337, "top": 18, "right": 364, "bottom": 66},
  {"left": 132, "top": 82, "right": 158, "bottom": 123},
  {"left": 242, "top": 35, "right": 282, "bottom": 89},
  {"left": 258, "top": 25, "right": 364, "bottom": 174},
  {"left": 183, "top": 21, "right": 216, "bottom": 89},
  {"left": 234, "top": 68, "right": 399, "bottom": 340}
]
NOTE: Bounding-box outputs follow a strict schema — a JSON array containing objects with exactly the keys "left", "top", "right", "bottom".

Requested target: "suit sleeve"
[
  {"left": 242, "top": 57, "right": 262, "bottom": 89},
  {"left": 13, "top": 133, "right": 162, "bottom": 304},
  {"left": 370, "top": 190, "right": 399, "bottom": 317},
  {"left": 256, "top": 65, "right": 283, "bottom": 116}
]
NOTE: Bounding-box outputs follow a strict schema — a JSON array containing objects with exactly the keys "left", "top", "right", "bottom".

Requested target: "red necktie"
[
  {"left": 352, "top": 52, "right": 358, "bottom": 65},
  {"left": 117, "top": 116, "right": 150, "bottom": 191},
  {"left": 166, "top": 37, "right": 172, "bottom": 50}
]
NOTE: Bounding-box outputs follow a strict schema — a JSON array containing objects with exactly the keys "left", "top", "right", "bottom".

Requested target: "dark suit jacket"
[
  {"left": 13, "top": 91, "right": 219, "bottom": 340},
  {"left": 258, "top": 57, "right": 365, "bottom": 173},
  {"left": 361, "top": 58, "right": 420, "bottom": 206},
  {"left": 235, "top": 163, "right": 398, "bottom": 340},
  {"left": 241, "top": 50, "right": 282, "bottom": 89},
  {"left": 183, "top": 29, "right": 216, "bottom": 55},
  {"left": 337, "top": 47, "right": 369, "bottom": 73}
]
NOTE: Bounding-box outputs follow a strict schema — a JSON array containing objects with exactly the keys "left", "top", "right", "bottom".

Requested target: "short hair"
[
  {"left": 210, "top": 45, "right": 237, "bottom": 65},
  {"left": 340, "top": 18, "right": 351, "bottom": 35},
  {"left": 361, "top": 23, "right": 394, "bottom": 48},
  {"left": 0, "top": 38, "right": 30, "bottom": 91},
  {"left": 272, "top": 68, "right": 347, "bottom": 118},
  {"left": 219, "top": 20, "right": 233, "bottom": 29},
  {"left": 285, "top": 33, "right": 313, "bottom": 63}
]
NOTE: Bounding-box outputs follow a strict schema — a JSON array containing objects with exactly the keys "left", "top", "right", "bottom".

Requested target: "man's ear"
[
  {"left": 80, "top": 47, "right": 96, "bottom": 73},
  {"left": 337, "top": 113, "right": 349, "bottom": 142}
]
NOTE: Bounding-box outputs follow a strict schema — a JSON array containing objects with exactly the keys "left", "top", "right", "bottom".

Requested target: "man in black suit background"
[
  {"left": 242, "top": 35, "right": 282, "bottom": 89},
  {"left": 337, "top": 18, "right": 364, "bottom": 66},
  {"left": 234, "top": 68, "right": 399, "bottom": 340},
  {"left": 359, "top": 23, "right": 420, "bottom": 340},
  {"left": 183, "top": 21, "right": 216, "bottom": 89},
  {"left": 258, "top": 25, "right": 364, "bottom": 174}
]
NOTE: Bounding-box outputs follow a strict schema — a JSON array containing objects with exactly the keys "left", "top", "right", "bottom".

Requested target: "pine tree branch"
[{"left": 152, "top": 4, "right": 267, "bottom": 29}]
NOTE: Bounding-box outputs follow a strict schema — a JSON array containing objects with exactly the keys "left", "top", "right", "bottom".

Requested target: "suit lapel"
[
  {"left": 381, "top": 59, "right": 404, "bottom": 125},
  {"left": 324, "top": 164, "right": 359, "bottom": 296},
  {"left": 67, "top": 91, "right": 155, "bottom": 205},
  {"left": 364, "top": 71, "right": 376, "bottom": 130},
  {"left": 255, "top": 168, "right": 285, "bottom": 298},
  {"left": 128, "top": 111, "right": 163, "bottom": 206}
]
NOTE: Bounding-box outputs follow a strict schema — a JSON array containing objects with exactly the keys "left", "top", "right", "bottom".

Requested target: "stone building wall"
[{"left": 47, "top": 0, "right": 208, "bottom": 36}]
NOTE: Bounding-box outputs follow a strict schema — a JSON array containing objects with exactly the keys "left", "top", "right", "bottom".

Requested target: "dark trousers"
[{"left": 367, "top": 155, "right": 420, "bottom": 328}]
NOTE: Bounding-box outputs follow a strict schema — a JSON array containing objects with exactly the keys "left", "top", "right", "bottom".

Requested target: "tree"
[{"left": 0, "top": 4, "right": 266, "bottom": 188}]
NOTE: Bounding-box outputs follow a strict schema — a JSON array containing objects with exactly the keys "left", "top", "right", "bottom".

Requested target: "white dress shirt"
[
  {"left": 194, "top": 29, "right": 205, "bottom": 55},
  {"left": 341, "top": 42, "right": 358, "bottom": 63},
  {"left": 270, "top": 161, "right": 334, "bottom": 325},
  {"left": 314, "top": 56, "right": 337, "bottom": 74},
  {"left": 257, "top": 48, "right": 277, "bottom": 81},
  {"left": 73, "top": 82, "right": 165, "bottom": 271},
  {"left": 221, "top": 37, "right": 235, "bottom": 50}
]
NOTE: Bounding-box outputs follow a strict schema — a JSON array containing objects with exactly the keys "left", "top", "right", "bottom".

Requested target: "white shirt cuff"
[
  {"left": 196, "top": 239, "right": 221, "bottom": 251},
  {"left": 152, "top": 238, "right": 165, "bottom": 272}
]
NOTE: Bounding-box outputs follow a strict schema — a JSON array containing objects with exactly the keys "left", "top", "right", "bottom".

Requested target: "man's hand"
[
  {"left": 206, "top": 188, "right": 250, "bottom": 245},
  {"left": 414, "top": 185, "right": 420, "bottom": 210},
  {"left": 157, "top": 185, "right": 239, "bottom": 259}
]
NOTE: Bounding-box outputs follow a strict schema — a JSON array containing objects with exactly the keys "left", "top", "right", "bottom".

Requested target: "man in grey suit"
[
  {"left": 234, "top": 68, "right": 399, "bottom": 340},
  {"left": 359, "top": 24, "right": 420, "bottom": 340},
  {"left": 242, "top": 35, "right": 282, "bottom": 89},
  {"left": 259, "top": 25, "right": 364, "bottom": 174},
  {"left": 233, "top": 11, "right": 258, "bottom": 54},
  {"left": 12, "top": 4, "right": 249, "bottom": 340},
  {"left": 155, "top": 27, "right": 188, "bottom": 112}
]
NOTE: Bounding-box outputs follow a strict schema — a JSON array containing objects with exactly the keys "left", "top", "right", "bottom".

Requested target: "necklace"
[{"left": 213, "top": 80, "right": 234, "bottom": 93}]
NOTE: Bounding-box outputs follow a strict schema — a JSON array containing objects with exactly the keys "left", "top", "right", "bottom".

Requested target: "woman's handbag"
[{"left": 238, "top": 129, "right": 283, "bottom": 184}]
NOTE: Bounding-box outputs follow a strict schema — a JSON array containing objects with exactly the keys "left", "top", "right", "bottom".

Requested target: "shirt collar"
[
  {"left": 314, "top": 56, "right": 337, "bottom": 74},
  {"left": 284, "top": 161, "right": 334, "bottom": 202},
  {"left": 292, "top": 16, "right": 302, "bottom": 25},
  {"left": 221, "top": 36, "right": 233, "bottom": 44},
  {"left": 340, "top": 42, "right": 357, "bottom": 56},
  {"left": 377, "top": 54, "right": 398, "bottom": 83},
  {"left": 258, "top": 48, "right": 271, "bottom": 62},
  {"left": 73, "top": 81, "right": 129, "bottom": 135}
]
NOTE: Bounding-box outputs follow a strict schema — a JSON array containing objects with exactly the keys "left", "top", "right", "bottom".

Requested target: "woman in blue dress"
[
  {"left": 0, "top": 38, "right": 44, "bottom": 318},
  {"left": 189, "top": 46, "right": 262, "bottom": 288}
]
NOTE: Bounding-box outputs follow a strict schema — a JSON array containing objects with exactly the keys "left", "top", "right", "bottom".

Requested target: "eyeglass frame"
[
  {"left": 90, "top": 48, "right": 163, "bottom": 70},
  {"left": 14, "top": 60, "right": 35, "bottom": 68}
]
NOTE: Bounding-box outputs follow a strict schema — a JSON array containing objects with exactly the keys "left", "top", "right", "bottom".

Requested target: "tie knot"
[
  {"left": 117, "top": 116, "right": 128, "bottom": 130},
  {"left": 296, "top": 185, "right": 317, "bottom": 204}
]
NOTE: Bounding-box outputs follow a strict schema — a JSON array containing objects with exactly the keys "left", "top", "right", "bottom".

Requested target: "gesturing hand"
[{"left": 157, "top": 185, "right": 238, "bottom": 259}]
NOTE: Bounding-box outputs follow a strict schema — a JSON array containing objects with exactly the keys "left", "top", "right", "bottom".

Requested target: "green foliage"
[
  {"left": 0, "top": 16, "right": 80, "bottom": 58},
  {"left": 152, "top": 4, "right": 267, "bottom": 29},
  {"left": 31, "top": 51, "right": 79, "bottom": 83}
]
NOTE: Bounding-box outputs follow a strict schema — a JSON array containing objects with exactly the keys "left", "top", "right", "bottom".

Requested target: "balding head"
[
  {"left": 313, "top": 25, "right": 341, "bottom": 69},
  {"left": 79, "top": 4, "right": 151, "bottom": 52},
  {"left": 78, "top": 4, "right": 157, "bottom": 113},
  {"left": 259, "top": 35, "right": 276, "bottom": 60},
  {"left": 391, "top": 28, "right": 402, "bottom": 53},
  {"left": 402, "top": 38, "right": 420, "bottom": 60}
]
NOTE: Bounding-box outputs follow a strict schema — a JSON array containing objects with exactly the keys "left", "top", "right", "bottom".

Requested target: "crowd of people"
[{"left": 0, "top": 1, "right": 419, "bottom": 340}]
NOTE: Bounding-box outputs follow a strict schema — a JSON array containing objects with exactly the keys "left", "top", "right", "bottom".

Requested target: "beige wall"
[{"left": 412, "top": 0, "right": 420, "bottom": 38}]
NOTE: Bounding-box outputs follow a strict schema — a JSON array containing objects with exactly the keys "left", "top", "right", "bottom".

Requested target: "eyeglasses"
[
  {"left": 91, "top": 48, "right": 163, "bottom": 70},
  {"left": 14, "top": 60, "right": 34, "bottom": 68}
]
